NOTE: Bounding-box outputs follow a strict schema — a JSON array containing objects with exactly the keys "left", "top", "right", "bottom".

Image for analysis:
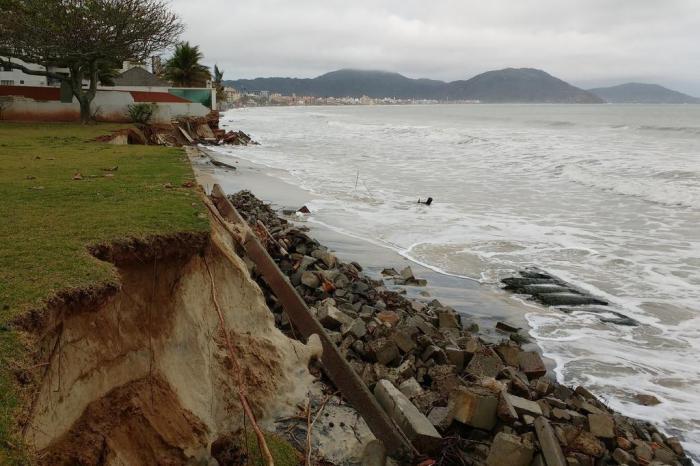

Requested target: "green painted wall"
[{"left": 168, "top": 88, "right": 212, "bottom": 108}]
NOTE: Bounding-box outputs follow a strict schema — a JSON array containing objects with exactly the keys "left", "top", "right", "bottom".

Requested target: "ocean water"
[{"left": 216, "top": 104, "right": 700, "bottom": 456}]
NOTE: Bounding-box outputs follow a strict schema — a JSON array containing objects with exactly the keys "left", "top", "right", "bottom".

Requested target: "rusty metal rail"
[{"left": 210, "top": 184, "right": 414, "bottom": 461}]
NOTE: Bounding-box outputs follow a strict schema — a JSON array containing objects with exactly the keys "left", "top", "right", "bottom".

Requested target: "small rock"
[
  {"left": 634, "top": 442, "right": 653, "bottom": 463},
  {"left": 73, "top": 172, "right": 83, "bottom": 180},
  {"left": 398, "top": 377, "right": 423, "bottom": 398},
  {"left": 367, "top": 338, "right": 400, "bottom": 365},
  {"left": 343, "top": 318, "right": 367, "bottom": 339},
  {"left": 612, "top": 448, "right": 637, "bottom": 466},
  {"left": 400, "top": 266, "right": 415, "bottom": 281},
  {"left": 377, "top": 310, "right": 400, "bottom": 327},
  {"left": 496, "top": 321, "right": 521, "bottom": 333},
  {"left": 301, "top": 271, "right": 320, "bottom": 288},
  {"left": 666, "top": 437, "right": 684, "bottom": 456},
  {"left": 635, "top": 393, "right": 661, "bottom": 406}
]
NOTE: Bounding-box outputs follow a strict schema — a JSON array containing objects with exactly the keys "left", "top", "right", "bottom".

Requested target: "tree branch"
[{"left": 0, "top": 57, "right": 67, "bottom": 82}]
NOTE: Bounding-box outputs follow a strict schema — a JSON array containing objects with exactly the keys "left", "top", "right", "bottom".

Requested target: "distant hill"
[
  {"left": 226, "top": 69, "right": 445, "bottom": 100},
  {"left": 224, "top": 68, "right": 603, "bottom": 103},
  {"left": 447, "top": 68, "right": 603, "bottom": 103},
  {"left": 588, "top": 83, "right": 700, "bottom": 104}
]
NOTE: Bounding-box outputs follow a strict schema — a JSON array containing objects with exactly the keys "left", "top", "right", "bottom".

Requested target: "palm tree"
[{"left": 164, "top": 42, "right": 211, "bottom": 87}]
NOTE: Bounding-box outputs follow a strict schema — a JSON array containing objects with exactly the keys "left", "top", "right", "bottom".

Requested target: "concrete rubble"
[{"left": 228, "top": 189, "right": 693, "bottom": 466}]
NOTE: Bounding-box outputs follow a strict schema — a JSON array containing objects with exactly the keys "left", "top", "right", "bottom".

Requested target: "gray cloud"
[{"left": 169, "top": 0, "right": 700, "bottom": 94}]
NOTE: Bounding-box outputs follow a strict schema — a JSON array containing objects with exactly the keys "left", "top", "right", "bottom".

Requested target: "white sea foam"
[
  {"left": 562, "top": 164, "right": 700, "bottom": 208},
  {"left": 218, "top": 105, "right": 700, "bottom": 458}
]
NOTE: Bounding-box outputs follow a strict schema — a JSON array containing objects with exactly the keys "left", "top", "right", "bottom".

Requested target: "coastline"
[
  {"left": 192, "top": 147, "right": 540, "bottom": 339},
  {"left": 194, "top": 149, "right": 694, "bottom": 465},
  {"left": 191, "top": 141, "right": 698, "bottom": 462}
]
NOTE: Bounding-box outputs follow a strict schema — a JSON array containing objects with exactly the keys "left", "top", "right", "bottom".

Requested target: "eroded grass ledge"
[{"left": 0, "top": 122, "right": 210, "bottom": 464}]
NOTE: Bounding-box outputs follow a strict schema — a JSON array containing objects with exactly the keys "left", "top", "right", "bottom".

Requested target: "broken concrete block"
[
  {"left": 374, "top": 379, "right": 442, "bottom": 452},
  {"left": 390, "top": 330, "right": 417, "bottom": 355},
  {"left": 498, "top": 392, "right": 519, "bottom": 423},
  {"left": 342, "top": 318, "right": 367, "bottom": 340},
  {"left": 561, "top": 425, "right": 606, "bottom": 458},
  {"left": 534, "top": 417, "right": 567, "bottom": 466},
  {"left": 367, "top": 338, "right": 400, "bottom": 365},
  {"left": 457, "top": 335, "right": 482, "bottom": 353},
  {"left": 518, "top": 351, "right": 547, "bottom": 379},
  {"left": 445, "top": 346, "right": 466, "bottom": 371},
  {"left": 428, "top": 406, "right": 454, "bottom": 432},
  {"left": 486, "top": 432, "right": 534, "bottom": 466},
  {"left": 421, "top": 345, "right": 447, "bottom": 364},
  {"left": 505, "top": 393, "right": 543, "bottom": 418},
  {"left": 317, "top": 299, "right": 354, "bottom": 330},
  {"left": 450, "top": 386, "right": 498, "bottom": 430},
  {"left": 398, "top": 377, "right": 423, "bottom": 399},
  {"left": 588, "top": 413, "right": 614, "bottom": 439},
  {"left": 465, "top": 348, "right": 505, "bottom": 378},
  {"left": 438, "top": 310, "right": 460, "bottom": 329},
  {"left": 495, "top": 343, "right": 520, "bottom": 367}
]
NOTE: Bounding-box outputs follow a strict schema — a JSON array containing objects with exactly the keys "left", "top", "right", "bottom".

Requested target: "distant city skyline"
[{"left": 170, "top": 0, "right": 700, "bottom": 95}]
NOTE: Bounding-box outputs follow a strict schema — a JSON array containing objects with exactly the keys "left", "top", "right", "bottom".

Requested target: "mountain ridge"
[
  {"left": 588, "top": 82, "right": 700, "bottom": 104},
  {"left": 224, "top": 67, "right": 604, "bottom": 103}
]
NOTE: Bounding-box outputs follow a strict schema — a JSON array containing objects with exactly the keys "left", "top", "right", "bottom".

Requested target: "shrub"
[{"left": 127, "top": 103, "right": 155, "bottom": 125}]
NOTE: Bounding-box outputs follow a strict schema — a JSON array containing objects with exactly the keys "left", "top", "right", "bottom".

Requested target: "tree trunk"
[
  {"left": 70, "top": 64, "right": 98, "bottom": 124},
  {"left": 78, "top": 98, "right": 92, "bottom": 124}
]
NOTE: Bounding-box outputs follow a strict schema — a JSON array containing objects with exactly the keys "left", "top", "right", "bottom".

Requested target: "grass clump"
[
  {"left": 0, "top": 122, "right": 209, "bottom": 462},
  {"left": 245, "top": 431, "right": 302, "bottom": 466}
]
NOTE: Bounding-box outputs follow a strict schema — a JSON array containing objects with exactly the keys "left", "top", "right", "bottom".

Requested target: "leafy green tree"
[
  {"left": 164, "top": 42, "right": 211, "bottom": 87},
  {"left": 0, "top": 0, "right": 183, "bottom": 123}
]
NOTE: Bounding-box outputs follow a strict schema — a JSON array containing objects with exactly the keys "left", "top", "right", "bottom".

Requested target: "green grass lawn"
[{"left": 0, "top": 122, "right": 209, "bottom": 463}]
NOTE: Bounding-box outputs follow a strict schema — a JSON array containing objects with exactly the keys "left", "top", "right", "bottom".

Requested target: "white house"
[{"left": 0, "top": 57, "right": 52, "bottom": 86}]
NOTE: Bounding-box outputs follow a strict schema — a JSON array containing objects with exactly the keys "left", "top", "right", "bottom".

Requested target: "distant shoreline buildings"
[{"left": 219, "top": 86, "right": 479, "bottom": 109}]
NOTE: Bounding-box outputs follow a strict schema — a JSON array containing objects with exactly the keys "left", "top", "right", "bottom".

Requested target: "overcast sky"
[{"left": 169, "top": 0, "right": 700, "bottom": 95}]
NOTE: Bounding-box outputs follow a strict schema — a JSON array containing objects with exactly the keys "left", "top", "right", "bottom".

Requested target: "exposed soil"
[{"left": 17, "top": 217, "right": 318, "bottom": 465}]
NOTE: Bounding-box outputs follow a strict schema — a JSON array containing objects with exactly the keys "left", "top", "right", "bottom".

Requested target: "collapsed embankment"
[{"left": 15, "top": 217, "right": 319, "bottom": 464}]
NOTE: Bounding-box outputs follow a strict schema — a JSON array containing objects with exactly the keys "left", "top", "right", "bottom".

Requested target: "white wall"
[{"left": 1, "top": 89, "right": 210, "bottom": 123}]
